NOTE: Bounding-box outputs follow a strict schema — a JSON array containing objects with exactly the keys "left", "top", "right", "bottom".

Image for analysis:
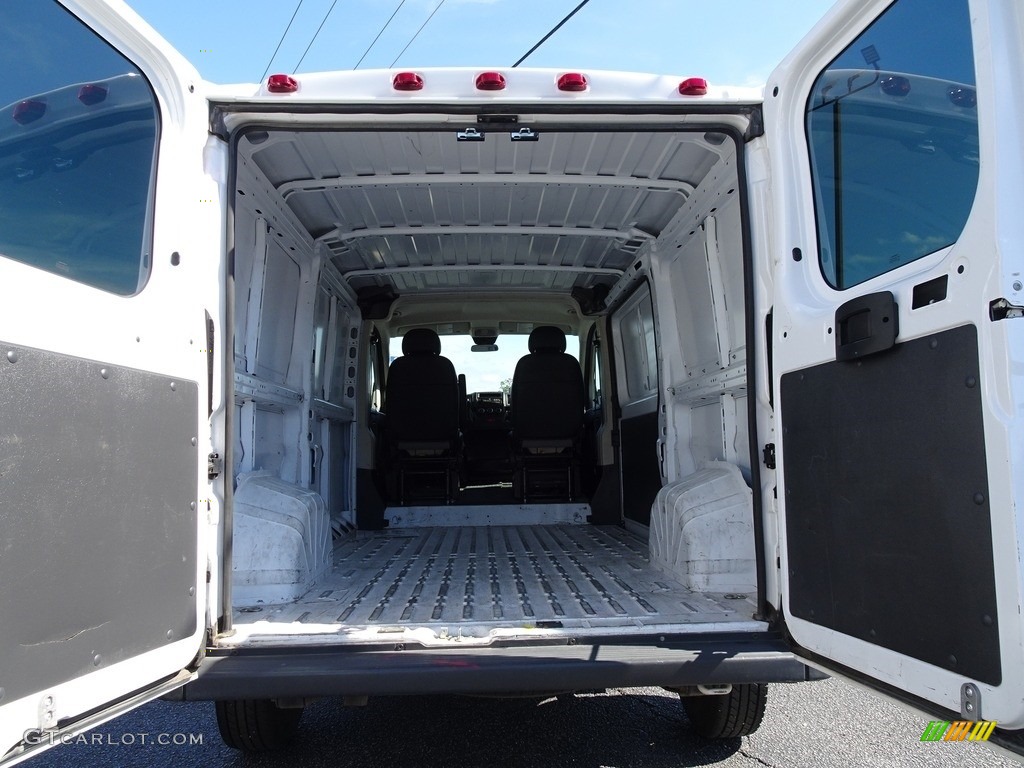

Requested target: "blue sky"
[{"left": 123, "top": 0, "right": 837, "bottom": 87}]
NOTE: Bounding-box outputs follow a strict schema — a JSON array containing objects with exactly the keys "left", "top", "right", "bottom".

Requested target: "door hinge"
[
  {"left": 208, "top": 452, "right": 223, "bottom": 480},
  {"left": 762, "top": 443, "right": 776, "bottom": 469}
]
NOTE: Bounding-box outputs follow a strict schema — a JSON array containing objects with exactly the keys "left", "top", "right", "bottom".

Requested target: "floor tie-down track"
[{"left": 227, "top": 525, "right": 763, "bottom": 646}]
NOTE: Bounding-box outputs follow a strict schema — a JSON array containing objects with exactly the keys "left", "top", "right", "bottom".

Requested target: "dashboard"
[{"left": 468, "top": 391, "right": 507, "bottom": 426}]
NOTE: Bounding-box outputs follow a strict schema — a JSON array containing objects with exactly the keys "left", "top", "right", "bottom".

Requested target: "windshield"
[{"left": 389, "top": 334, "right": 579, "bottom": 395}]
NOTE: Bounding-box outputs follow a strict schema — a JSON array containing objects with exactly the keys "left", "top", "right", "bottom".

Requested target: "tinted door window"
[
  {"left": 0, "top": 0, "right": 158, "bottom": 295},
  {"left": 806, "top": 0, "right": 979, "bottom": 290}
]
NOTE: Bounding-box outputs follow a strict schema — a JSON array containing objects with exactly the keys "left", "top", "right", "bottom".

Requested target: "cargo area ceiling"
[{"left": 238, "top": 129, "right": 731, "bottom": 295}]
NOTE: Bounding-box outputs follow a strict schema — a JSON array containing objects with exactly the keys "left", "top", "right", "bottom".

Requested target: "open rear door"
[
  {"left": 0, "top": 1, "right": 222, "bottom": 763},
  {"left": 765, "top": 0, "right": 1024, "bottom": 738}
]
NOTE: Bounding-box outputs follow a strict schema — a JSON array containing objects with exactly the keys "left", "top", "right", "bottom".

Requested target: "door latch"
[
  {"left": 208, "top": 452, "right": 223, "bottom": 480},
  {"left": 762, "top": 443, "right": 776, "bottom": 469},
  {"left": 456, "top": 127, "right": 485, "bottom": 142},
  {"left": 510, "top": 127, "right": 539, "bottom": 142},
  {"left": 961, "top": 682, "right": 982, "bottom": 720}
]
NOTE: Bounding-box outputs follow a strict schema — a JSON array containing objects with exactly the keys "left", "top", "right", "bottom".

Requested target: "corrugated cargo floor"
[{"left": 225, "top": 525, "right": 764, "bottom": 647}]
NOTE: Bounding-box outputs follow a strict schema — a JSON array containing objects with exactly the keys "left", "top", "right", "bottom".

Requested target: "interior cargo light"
[
  {"left": 948, "top": 85, "right": 977, "bottom": 108},
  {"left": 12, "top": 100, "right": 46, "bottom": 124},
  {"left": 678, "top": 77, "right": 708, "bottom": 96},
  {"left": 77, "top": 84, "right": 108, "bottom": 106},
  {"left": 393, "top": 72, "right": 424, "bottom": 91},
  {"left": 557, "top": 73, "right": 588, "bottom": 92},
  {"left": 475, "top": 71, "right": 506, "bottom": 91},
  {"left": 880, "top": 75, "right": 911, "bottom": 97},
  {"left": 267, "top": 74, "right": 299, "bottom": 94}
]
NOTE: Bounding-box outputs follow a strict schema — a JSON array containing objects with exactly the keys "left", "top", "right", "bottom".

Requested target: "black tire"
[
  {"left": 680, "top": 683, "right": 767, "bottom": 739},
  {"left": 215, "top": 699, "right": 303, "bottom": 752}
]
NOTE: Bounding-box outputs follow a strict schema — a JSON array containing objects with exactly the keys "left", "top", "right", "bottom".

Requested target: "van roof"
[{"left": 207, "top": 67, "right": 764, "bottom": 106}]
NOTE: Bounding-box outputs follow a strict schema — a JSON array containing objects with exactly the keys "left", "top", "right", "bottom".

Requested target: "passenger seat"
[{"left": 511, "top": 326, "right": 584, "bottom": 500}]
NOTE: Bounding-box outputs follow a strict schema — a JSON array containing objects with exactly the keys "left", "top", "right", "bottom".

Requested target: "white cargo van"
[{"left": 2, "top": 0, "right": 1023, "bottom": 760}]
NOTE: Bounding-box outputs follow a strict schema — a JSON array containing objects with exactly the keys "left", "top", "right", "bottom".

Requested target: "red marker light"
[
  {"left": 557, "top": 73, "right": 588, "bottom": 92},
  {"left": 13, "top": 100, "right": 46, "bottom": 124},
  {"left": 78, "top": 84, "right": 108, "bottom": 106},
  {"left": 267, "top": 74, "right": 299, "bottom": 93},
  {"left": 880, "top": 75, "right": 911, "bottom": 97},
  {"left": 678, "top": 77, "right": 708, "bottom": 96},
  {"left": 475, "top": 71, "right": 506, "bottom": 91},
  {"left": 393, "top": 72, "right": 424, "bottom": 91}
]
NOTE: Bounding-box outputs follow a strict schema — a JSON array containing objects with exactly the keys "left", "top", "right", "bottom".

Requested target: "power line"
[
  {"left": 511, "top": 0, "right": 591, "bottom": 68},
  {"left": 260, "top": 0, "right": 306, "bottom": 82},
  {"left": 293, "top": 0, "right": 342, "bottom": 73},
  {"left": 389, "top": 0, "right": 446, "bottom": 68},
  {"left": 354, "top": 0, "right": 409, "bottom": 69}
]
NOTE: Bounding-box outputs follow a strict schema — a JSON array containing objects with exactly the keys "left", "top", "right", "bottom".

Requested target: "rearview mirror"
[{"left": 471, "top": 344, "right": 499, "bottom": 352}]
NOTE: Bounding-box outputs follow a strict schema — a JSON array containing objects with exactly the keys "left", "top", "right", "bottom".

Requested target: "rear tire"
[
  {"left": 215, "top": 699, "right": 303, "bottom": 752},
  {"left": 680, "top": 683, "right": 767, "bottom": 739}
]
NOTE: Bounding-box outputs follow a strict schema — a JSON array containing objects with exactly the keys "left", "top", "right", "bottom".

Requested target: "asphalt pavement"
[{"left": 21, "top": 677, "right": 1018, "bottom": 768}]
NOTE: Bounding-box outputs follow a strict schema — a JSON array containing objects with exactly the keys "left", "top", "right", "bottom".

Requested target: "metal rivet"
[
  {"left": 6, "top": 350, "right": 17, "bottom": 363},
  {"left": 170, "top": 381, "right": 177, "bottom": 391},
  {"left": 167, "top": 630, "right": 174, "bottom": 640},
  {"left": 974, "top": 493, "right": 985, "bottom": 505},
  {"left": 190, "top": 502, "right": 196, "bottom": 511},
  {"left": 189, "top": 586, "right": 196, "bottom": 597},
  {"left": 136, "top": 336, "right": 141, "bottom": 342},
  {"left": 965, "top": 685, "right": 977, "bottom": 698},
  {"left": 1014, "top": 281, "right": 1023, "bottom": 292},
  {"left": 966, "top": 701, "right": 975, "bottom": 713},
  {"left": 948, "top": 654, "right": 957, "bottom": 666},
  {"left": 965, "top": 376, "right": 977, "bottom": 388},
  {"left": 43, "top": 696, "right": 53, "bottom": 707},
  {"left": 100, "top": 368, "right": 109, "bottom": 379},
  {"left": 869, "top": 629, "right": 877, "bottom": 637},
  {"left": 190, "top": 437, "right": 197, "bottom": 446},
  {"left": 93, "top": 654, "right": 102, "bottom": 666},
  {"left": 982, "top": 615, "right": 993, "bottom": 626}
]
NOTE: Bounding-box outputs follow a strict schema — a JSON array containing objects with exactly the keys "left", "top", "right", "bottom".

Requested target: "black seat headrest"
[
  {"left": 528, "top": 326, "right": 566, "bottom": 353},
  {"left": 402, "top": 328, "right": 441, "bottom": 356}
]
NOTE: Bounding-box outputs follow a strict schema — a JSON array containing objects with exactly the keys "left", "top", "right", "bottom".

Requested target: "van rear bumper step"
[{"left": 180, "top": 633, "right": 815, "bottom": 700}]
